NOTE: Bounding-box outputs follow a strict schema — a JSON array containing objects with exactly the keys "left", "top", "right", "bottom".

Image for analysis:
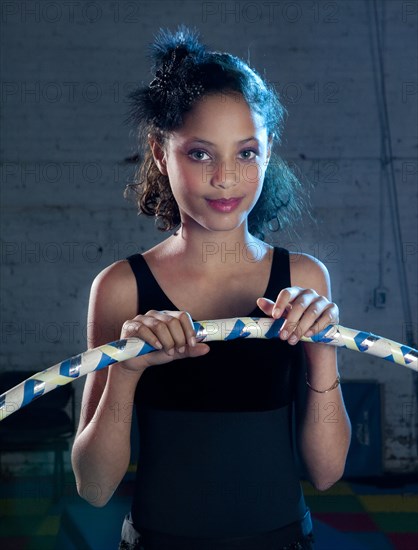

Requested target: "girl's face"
[{"left": 152, "top": 92, "right": 272, "bottom": 234}]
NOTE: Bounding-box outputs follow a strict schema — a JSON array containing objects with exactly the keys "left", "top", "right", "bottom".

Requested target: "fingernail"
[
  {"left": 167, "top": 348, "right": 175, "bottom": 356},
  {"left": 305, "top": 330, "right": 313, "bottom": 337},
  {"left": 189, "top": 336, "right": 196, "bottom": 347},
  {"left": 289, "top": 335, "right": 298, "bottom": 344},
  {"left": 272, "top": 308, "right": 281, "bottom": 318},
  {"left": 178, "top": 346, "right": 186, "bottom": 353},
  {"left": 154, "top": 340, "right": 163, "bottom": 349},
  {"left": 281, "top": 330, "right": 288, "bottom": 339}
]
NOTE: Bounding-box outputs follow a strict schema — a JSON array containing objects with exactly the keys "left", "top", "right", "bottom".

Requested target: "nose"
[{"left": 207, "top": 160, "right": 239, "bottom": 189}]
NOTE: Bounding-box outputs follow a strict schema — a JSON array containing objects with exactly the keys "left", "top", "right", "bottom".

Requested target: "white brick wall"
[{"left": 1, "top": 0, "right": 417, "bottom": 474}]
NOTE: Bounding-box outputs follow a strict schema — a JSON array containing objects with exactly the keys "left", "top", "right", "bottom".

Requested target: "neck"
[{"left": 166, "top": 220, "right": 268, "bottom": 272}]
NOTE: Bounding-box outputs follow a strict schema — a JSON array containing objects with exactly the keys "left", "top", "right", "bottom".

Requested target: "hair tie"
[{"left": 149, "top": 47, "right": 205, "bottom": 107}]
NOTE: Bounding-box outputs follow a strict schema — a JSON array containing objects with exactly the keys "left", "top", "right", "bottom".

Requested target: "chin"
[
  {"left": 202, "top": 218, "right": 246, "bottom": 233},
  {"left": 182, "top": 208, "right": 248, "bottom": 233}
]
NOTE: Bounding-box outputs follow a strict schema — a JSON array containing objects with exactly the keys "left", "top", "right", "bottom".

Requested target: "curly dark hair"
[{"left": 123, "top": 24, "right": 310, "bottom": 240}]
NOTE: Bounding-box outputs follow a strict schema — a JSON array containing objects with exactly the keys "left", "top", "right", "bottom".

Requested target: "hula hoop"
[{"left": 1, "top": 317, "right": 416, "bottom": 422}]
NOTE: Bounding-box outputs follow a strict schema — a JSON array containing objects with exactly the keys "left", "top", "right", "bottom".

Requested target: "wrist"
[
  {"left": 305, "top": 362, "right": 340, "bottom": 392},
  {"left": 305, "top": 371, "right": 340, "bottom": 393},
  {"left": 108, "top": 361, "right": 145, "bottom": 388}
]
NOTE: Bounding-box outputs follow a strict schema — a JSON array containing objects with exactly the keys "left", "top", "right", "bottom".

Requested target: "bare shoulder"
[
  {"left": 289, "top": 252, "right": 331, "bottom": 297},
  {"left": 76, "top": 259, "right": 138, "bottom": 434},
  {"left": 92, "top": 258, "right": 136, "bottom": 296},
  {"left": 93, "top": 260, "right": 134, "bottom": 294},
  {"left": 88, "top": 259, "right": 138, "bottom": 343}
]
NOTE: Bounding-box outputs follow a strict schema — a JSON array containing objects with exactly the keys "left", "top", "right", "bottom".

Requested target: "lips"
[{"left": 205, "top": 197, "right": 243, "bottom": 213}]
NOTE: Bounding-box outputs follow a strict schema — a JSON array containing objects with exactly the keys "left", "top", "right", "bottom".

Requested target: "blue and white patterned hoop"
[{"left": 1, "top": 317, "right": 416, "bottom": 422}]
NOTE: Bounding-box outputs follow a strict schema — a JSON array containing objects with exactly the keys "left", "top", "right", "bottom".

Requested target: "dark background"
[{"left": 1, "top": 0, "right": 417, "bottom": 478}]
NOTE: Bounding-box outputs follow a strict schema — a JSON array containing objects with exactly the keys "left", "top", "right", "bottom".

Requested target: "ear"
[{"left": 148, "top": 133, "right": 168, "bottom": 176}]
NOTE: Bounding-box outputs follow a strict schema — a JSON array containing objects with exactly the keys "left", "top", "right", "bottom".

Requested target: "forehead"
[{"left": 174, "top": 93, "right": 267, "bottom": 141}]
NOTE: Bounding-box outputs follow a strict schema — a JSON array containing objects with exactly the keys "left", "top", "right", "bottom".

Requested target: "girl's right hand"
[{"left": 117, "top": 310, "right": 210, "bottom": 373}]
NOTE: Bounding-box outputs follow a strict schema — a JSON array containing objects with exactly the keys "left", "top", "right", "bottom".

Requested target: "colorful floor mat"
[
  {"left": 0, "top": 476, "right": 417, "bottom": 549},
  {"left": 303, "top": 479, "right": 418, "bottom": 550}
]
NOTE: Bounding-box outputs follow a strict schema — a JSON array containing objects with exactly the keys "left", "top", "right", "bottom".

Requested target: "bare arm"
[
  {"left": 71, "top": 260, "right": 145, "bottom": 506},
  {"left": 71, "top": 260, "right": 210, "bottom": 507},
  {"left": 257, "top": 253, "right": 351, "bottom": 491},
  {"left": 296, "top": 341, "right": 351, "bottom": 491},
  {"left": 292, "top": 254, "right": 351, "bottom": 491}
]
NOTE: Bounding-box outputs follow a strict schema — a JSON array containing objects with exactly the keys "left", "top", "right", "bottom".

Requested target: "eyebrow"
[{"left": 186, "top": 136, "right": 260, "bottom": 146}]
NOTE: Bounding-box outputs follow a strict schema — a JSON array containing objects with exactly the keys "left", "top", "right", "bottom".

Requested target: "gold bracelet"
[{"left": 305, "top": 373, "right": 341, "bottom": 393}]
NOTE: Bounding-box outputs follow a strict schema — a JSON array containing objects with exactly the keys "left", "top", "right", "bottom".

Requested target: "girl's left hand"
[{"left": 256, "top": 287, "right": 339, "bottom": 345}]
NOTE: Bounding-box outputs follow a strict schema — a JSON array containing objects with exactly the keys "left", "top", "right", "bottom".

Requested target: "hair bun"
[{"left": 147, "top": 24, "right": 207, "bottom": 73}]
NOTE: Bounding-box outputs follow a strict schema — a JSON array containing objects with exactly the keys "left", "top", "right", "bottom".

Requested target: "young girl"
[{"left": 71, "top": 25, "right": 351, "bottom": 550}]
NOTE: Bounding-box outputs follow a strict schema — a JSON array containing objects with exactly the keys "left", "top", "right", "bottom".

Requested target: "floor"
[{"left": 0, "top": 472, "right": 417, "bottom": 550}]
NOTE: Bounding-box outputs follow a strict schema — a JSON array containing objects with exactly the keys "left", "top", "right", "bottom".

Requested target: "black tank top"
[{"left": 126, "top": 246, "right": 308, "bottom": 537}]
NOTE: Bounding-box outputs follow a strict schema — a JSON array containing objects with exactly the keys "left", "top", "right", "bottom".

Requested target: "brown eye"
[
  {"left": 189, "top": 150, "right": 210, "bottom": 161},
  {"left": 240, "top": 150, "right": 257, "bottom": 160}
]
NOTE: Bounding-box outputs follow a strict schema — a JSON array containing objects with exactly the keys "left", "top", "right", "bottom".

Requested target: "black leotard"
[{"left": 126, "top": 246, "right": 309, "bottom": 537}]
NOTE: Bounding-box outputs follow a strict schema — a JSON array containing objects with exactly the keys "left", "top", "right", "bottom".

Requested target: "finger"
[
  {"left": 304, "top": 304, "right": 339, "bottom": 338},
  {"left": 280, "top": 290, "right": 318, "bottom": 339},
  {"left": 140, "top": 313, "right": 178, "bottom": 355},
  {"left": 271, "top": 287, "right": 304, "bottom": 319},
  {"left": 257, "top": 297, "right": 293, "bottom": 320},
  {"left": 155, "top": 310, "right": 202, "bottom": 349},
  {"left": 121, "top": 315, "right": 210, "bottom": 369},
  {"left": 176, "top": 311, "right": 198, "bottom": 348},
  {"left": 286, "top": 297, "right": 333, "bottom": 344},
  {"left": 152, "top": 316, "right": 189, "bottom": 354},
  {"left": 145, "top": 342, "right": 210, "bottom": 367},
  {"left": 146, "top": 311, "right": 194, "bottom": 354},
  {"left": 181, "top": 342, "right": 211, "bottom": 358},
  {"left": 130, "top": 347, "right": 175, "bottom": 369},
  {"left": 256, "top": 297, "right": 275, "bottom": 316},
  {"left": 121, "top": 319, "right": 164, "bottom": 351}
]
